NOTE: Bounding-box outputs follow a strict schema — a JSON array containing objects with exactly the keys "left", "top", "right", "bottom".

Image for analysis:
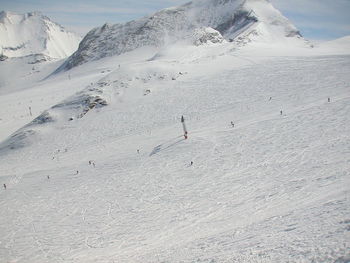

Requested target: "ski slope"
[{"left": 0, "top": 25, "right": 350, "bottom": 262}]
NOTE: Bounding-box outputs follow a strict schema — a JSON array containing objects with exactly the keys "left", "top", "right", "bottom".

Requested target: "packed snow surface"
[
  {"left": 0, "top": 11, "right": 81, "bottom": 59},
  {"left": 0, "top": 40, "right": 349, "bottom": 262}
]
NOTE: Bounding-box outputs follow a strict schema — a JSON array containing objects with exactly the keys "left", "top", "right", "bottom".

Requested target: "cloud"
[
  {"left": 66, "top": 25, "right": 95, "bottom": 36},
  {"left": 270, "top": 0, "right": 350, "bottom": 21},
  {"left": 37, "top": 0, "right": 190, "bottom": 35},
  {"left": 270, "top": 0, "right": 350, "bottom": 40},
  {"left": 40, "top": 4, "right": 153, "bottom": 15}
]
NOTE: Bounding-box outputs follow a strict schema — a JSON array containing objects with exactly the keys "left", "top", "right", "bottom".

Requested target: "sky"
[{"left": 1, "top": 0, "right": 350, "bottom": 41}]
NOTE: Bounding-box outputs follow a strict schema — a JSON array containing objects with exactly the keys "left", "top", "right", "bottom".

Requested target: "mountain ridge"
[{"left": 56, "top": 0, "right": 309, "bottom": 72}]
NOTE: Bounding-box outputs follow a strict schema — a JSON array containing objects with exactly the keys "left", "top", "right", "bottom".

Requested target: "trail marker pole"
[{"left": 181, "top": 115, "right": 188, "bottom": 139}]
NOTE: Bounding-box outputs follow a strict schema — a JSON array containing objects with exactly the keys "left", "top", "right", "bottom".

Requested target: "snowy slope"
[
  {"left": 57, "top": 0, "right": 310, "bottom": 71},
  {"left": 0, "top": 11, "right": 81, "bottom": 59},
  {"left": 317, "top": 36, "right": 350, "bottom": 55},
  {"left": 0, "top": 40, "right": 349, "bottom": 261}
]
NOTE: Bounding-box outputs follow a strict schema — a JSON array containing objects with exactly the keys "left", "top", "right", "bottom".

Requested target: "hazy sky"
[{"left": 1, "top": 0, "right": 350, "bottom": 41}]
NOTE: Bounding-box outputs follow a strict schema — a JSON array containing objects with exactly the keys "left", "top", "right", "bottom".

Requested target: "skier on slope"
[{"left": 181, "top": 115, "right": 188, "bottom": 139}]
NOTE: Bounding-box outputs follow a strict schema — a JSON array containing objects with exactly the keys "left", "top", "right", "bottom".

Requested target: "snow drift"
[{"left": 318, "top": 36, "right": 350, "bottom": 55}]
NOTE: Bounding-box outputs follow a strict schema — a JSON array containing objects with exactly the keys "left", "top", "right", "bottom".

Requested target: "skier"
[
  {"left": 280, "top": 110, "right": 283, "bottom": 115},
  {"left": 231, "top": 121, "right": 235, "bottom": 128},
  {"left": 3, "top": 183, "right": 6, "bottom": 190},
  {"left": 328, "top": 97, "right": 331, "bottom": 103},
  {"left": 181, "top": 115, "right": 188, "bottom": 139},
  {"left": 269, "top": 97, "right": 272, "bottom": 101},
  {"left": 137, "top": 149, "right": 140, "bottom": 154},
  {"left": 47, "top": 175, "right": 50, "bottom": 180},
  {"left": 76, "top": 170, "right": 79, "bottom": 175},
  {"left": 190, "top": 161, "right": 193, "bottom": 166}
]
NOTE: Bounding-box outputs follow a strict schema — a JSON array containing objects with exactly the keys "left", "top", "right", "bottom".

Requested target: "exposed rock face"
[{"left": 193, "top": 27, "right": 225, "bottom": 46}]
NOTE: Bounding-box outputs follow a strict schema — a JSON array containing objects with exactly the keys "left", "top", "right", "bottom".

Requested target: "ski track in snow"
[{"left": 0, "top": 53, "right": 349, "bottom": 262}]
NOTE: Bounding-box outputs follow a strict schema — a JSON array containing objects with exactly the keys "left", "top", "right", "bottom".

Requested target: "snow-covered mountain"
[
  {"left": 0, "top": 11, "right": 81, "bottom": 60},
  {"left": 1, "top": 1, "right": 349, "bottom": 262},
  {"left": 58, "top": 0, "right": 309, "bottom": 71}
]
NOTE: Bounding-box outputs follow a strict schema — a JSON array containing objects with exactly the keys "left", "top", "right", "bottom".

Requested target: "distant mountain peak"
[
  {"left": 0, "top": 11, "right": 81, "bottom": 60},
  {"left": 57, "top": 0, "right": 309, "bottom": 71}
]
